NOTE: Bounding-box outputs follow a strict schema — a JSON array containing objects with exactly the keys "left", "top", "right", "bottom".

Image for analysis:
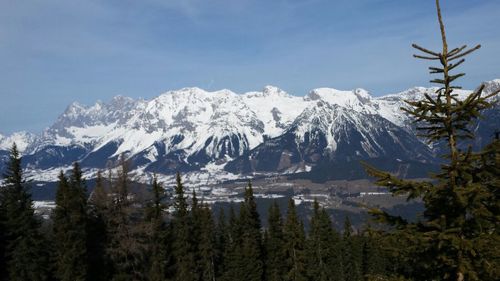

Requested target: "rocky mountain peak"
[
  {"left": 261, "top": 85, "right": 290, "bottom": 97},
  {"left": 1, "top": 80, "right": 498, "bottom": 183}
]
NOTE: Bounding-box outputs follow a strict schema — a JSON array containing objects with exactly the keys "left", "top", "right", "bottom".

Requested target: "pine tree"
[
  {"left": 362, "top": 1, "right": 500, "bottom": 280},
  {"left": 198, "top": 204, "right": 217, "bottom": 281},
  {"left": 306, "top": 200, "right": 344, "bottom": 281},
  {"left": 190, "top": 190, "right": 202, "bottom": 280},
  {"left": 70, "top": 163, "right": 88, "bottom": 276},
  {"left": 359, "top": 227, "right": 387, "bottom": 281},
  {"left": 283, "top": 198, "right": 307, "bottom": 281},
  {"left": 221, "top": 205, "right": 242, "bottom": 281},
  {"left": 265, "top": 200, "right": 286, "bottom": 281},
  {"left": 145, "top": 174, "right": 171, "bottom": 281},
  {"left": 87, "top": 170, "right": 112, "bottom": 281},
  {"left": 52, "top": 163, "right": 89, "bottom": 281},
  {"left": 238, "top": 181, "right": 264, "bottom": 281},
  {"left": 106, "top": 156, "right": 148, "bottom": 281},
  {"left": 215, "top": 209, "right": 228, "bottom": 279},
  {"left": 1, "top": 144, "right": 49, "bottom": 281},
  {"left": 172, "top": 172, "right": 197, "bottom": 281},
  {"left": 468, "top": 139, "right": 500, "bottom": 279},
  {"left": 342, "top": 217, "right": 362, "bottom": 281},
  {"left": 221, "top": 188, "right": 264, "bottom": 281}
]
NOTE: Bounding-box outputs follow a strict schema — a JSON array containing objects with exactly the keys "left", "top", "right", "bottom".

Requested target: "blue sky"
[{"left": 0, "top": 0, "right": 499, "bottom": 134}]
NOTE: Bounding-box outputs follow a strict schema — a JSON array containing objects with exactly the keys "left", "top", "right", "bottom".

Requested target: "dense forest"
[
  {"left": 0, "top": 0, "right": 499, "bottom": 280},
  {"left": 0, "top": 151, "right": 397, "bottom": 281},
  {"left": 0, "top": 138, "right": 498, "bottom": 281}
]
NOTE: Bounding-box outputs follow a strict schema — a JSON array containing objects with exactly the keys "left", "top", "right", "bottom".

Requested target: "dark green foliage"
[
  {"left": 241, "top": 182, "right": 262, "bottom": 233},
  {"left": 6, "top": 141, "right": 496, "bottom": 281},
  {"left": 145, "top": 174, "right": 171, "bottom": 281},
  {"left": 87, "top": 170, "right": 112, "bottom": 281},
  {"left": 106, "top": 156, "right": 148, "bottom": 281},
  {"left": 172, "top": 172, "right": 197, "bottom": 281},
  {"left": 1, "top": 144, "right": 49, "bottom": 281},
  {"left": 265, "top": 200, "right": 286, "bottom": 281},
  {"left": 215, "top": 209, "right": 228, "bottom": 279},
  {"left": 197, "top": 204, "right": 217, "bottom": 281},
  {"left": 359, "top": 228, "right": 387, "bottom": 280},
  {"left": 173, "top": 172, "right": 188, "bottom": 218},
  {"left": 189, "top": 190, "right": 202, "bottom": 280},
  {"left": 283, "top": 198, "right": 307, "bottom": 281},
  {"left": 362, "top": 1, "right": 500, "bottom": 280},
  {"left": 52, "top": 162, "right": 89, "bottom": 281},
  {"left": 221, "top": 183, "right": 264, "bottom": 281},
  {"left": 238, "top": 182, "right": 264, "bottom": 281},
  {"left": 306, "top": 200, "right": 343, "bottom": 281},
  {"left": 220, "top": 205, "right": 242, "bottom": 281},
  {"left": 465, "top": 139, "right": 500, "bottom": 280},
  {"left": 342, "top": 217, "right": 362, "bottom": 281}
]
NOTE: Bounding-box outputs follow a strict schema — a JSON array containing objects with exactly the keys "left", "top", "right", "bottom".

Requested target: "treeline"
[{"left": 0, "top": 148, "right": 394, "bottom": 281}]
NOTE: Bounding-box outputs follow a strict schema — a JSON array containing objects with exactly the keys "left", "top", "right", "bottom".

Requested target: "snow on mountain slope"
[
  {"left": 291, "top": 101, "right": 434, "bottom": 161},
  {"left": 0, "top": 131, "right": 38, "bottom": 153},
  {"left": 225, "top": 100, "right": 434, "bottom": 178},
  {"left": 293, "top": 102, "right": 376, "bottom": 155},
  {"left": 136, "top": 87, "right": 264, "bottom": 156},
  {"left": 372, "top": 87, "right": 434, "bottom": 128},
  {"left": 303, "top": 87, "right": 424, "bottom": 129},
  {"left": 242, "top": 86, "right": 310, "bottom": 137},
  {"left": 480, "top": 79, "right": 500, "bottom": 99},
  {"left": 27, "top": 87, "right": 294, "bottom": 171},
  {"left": 306, "top": 88, "right": 376, "bottom": 114},
  {"left": 1, "top": 79, "right": 498, "bottom": 184},
  {"left": 37, "top": 86, "right": 308, "bottom": 162}
]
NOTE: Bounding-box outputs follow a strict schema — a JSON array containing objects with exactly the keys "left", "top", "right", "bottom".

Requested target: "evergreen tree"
[
  {"left": 106, "top": 156, "right": 148, "bottom": 281},
  {"left": 238, "top": 181, "right": 264, "bottom": 281},
  {"left": 265, "top": 200, "right": 286, "bottom": 281},
  {"left": 342, "top": 217, "right": 362, "bottom": 281},
  {"left": 172, "top": 172, "right": 197, "bottom": 281},
  {"left": 87, "top": 170, "right": 112, "bottom": 281},
  {"left": 52, "top": 163, "right": 89, "bottom": 281},
  {"left": 283, "top": 198, "right": 307, "bottom": 281},
  {"left": 198, "top": 204, "right": 217, "bottom": 281},
  {"left": 363, "top": 1, "right": 500, "bottom": 280},
  {"left": 1, "top": 144, "right": 49, "bottom": 281},
  {"left": 215, "top": 209, "right": 228, "bottom": 279},
  {"left": 145, "top": 174, "right": 171, "bottom": 281},
  {"left": 468, "top": 139, "right": 500, "bottom": 279},
  {"left": 359, "top": 227, "right": 387, "bottom": 281},
  {"left": 190, "top": 190, "right": 202, "bottom": 280},
  {"left": 306, "top": 200, "right": 343, "bottom": 281},
  {"left": 221, "top": 205, "right": 242, "bottom": 281}
]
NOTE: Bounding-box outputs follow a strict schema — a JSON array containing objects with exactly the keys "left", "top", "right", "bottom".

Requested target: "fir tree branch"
[
  {"left": 448, "top": 59, "right": 465, "bottom": 71},
  {"left": 447, "top": 45, "right": 467, "bottom": 58},
  {"left": 448, "top": 45, "right": 481, "bottom": 61},
  {"left": 412, "top": 44, "right": 440, "bottom": 57},
  {"left": 414, "top": 54, "right": 440, "bottom": 60},
  {"left": 368, "top": 209, "right": 408, "bottom": 229}
]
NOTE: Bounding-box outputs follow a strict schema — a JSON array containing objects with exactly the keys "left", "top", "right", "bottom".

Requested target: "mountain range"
[{"left": 1, "top": 79, "right": 498, "bottom": 185}]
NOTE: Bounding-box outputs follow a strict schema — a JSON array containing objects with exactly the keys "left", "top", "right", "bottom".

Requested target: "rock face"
[
  {"left": 225, "top": 101, "right": 434, "bottom": 179},
  {"left": 0, "top": 80, "right": 498, "bottom": 182}
]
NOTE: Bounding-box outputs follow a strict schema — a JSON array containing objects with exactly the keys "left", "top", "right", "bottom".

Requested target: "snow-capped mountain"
[
  {"left": 0, "top": 80, "right": 498, "bottom": 183},
  {"left": 225, "top": 97, "right": 436, "bottom": 181},
  {"left": 22, "top": 86, "right": 310, "bottom": 172},
  {"left": 0, "top": 131, "right": 38, "bottom": 154}
]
